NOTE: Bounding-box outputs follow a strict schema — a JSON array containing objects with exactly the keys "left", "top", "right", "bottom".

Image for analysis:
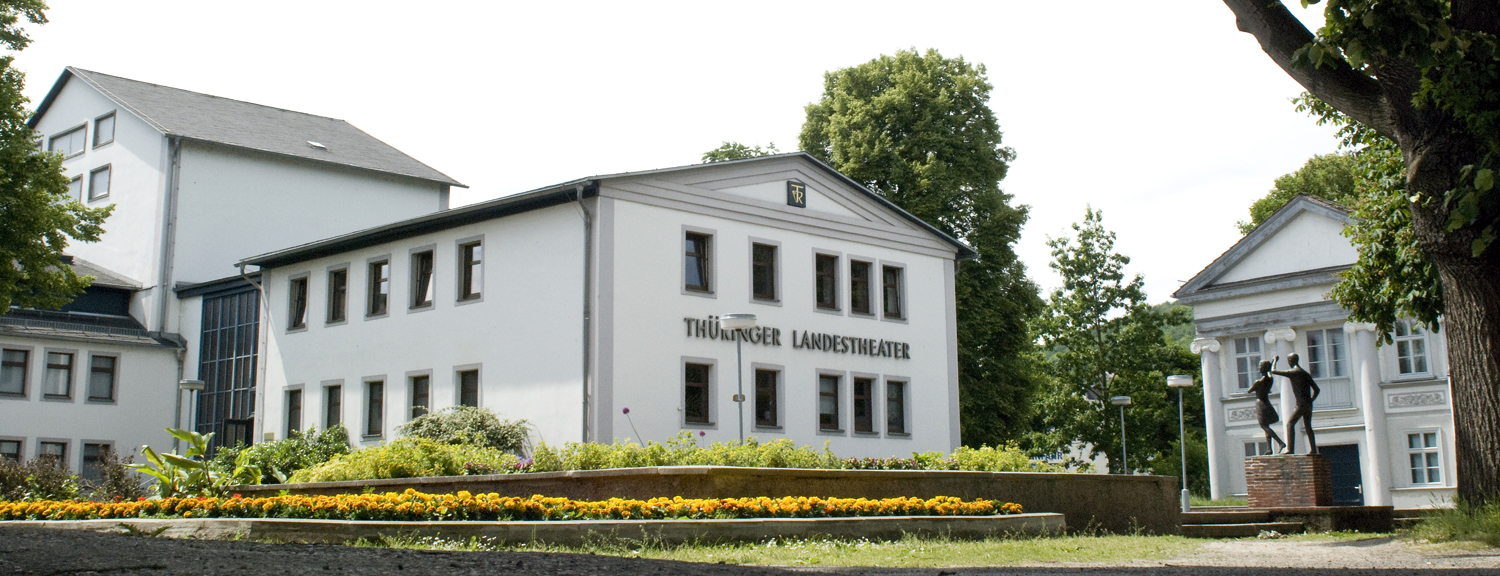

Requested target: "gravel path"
[{"left": 2, "top": 526, "right": 1497, "bottom": 575}]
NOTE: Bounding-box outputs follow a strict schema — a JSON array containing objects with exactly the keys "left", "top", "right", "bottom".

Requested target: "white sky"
[{"left": 16, "top": 1, "right": 1337, "bottom": 303}]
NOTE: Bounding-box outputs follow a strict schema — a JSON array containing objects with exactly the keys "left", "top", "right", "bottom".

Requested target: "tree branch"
[
  {"left": 1454, "top": 0, "right": 1500, "bottom": 36},
  {"left": 1222, "top": 0, "right": 1399, "bottom": 139}
]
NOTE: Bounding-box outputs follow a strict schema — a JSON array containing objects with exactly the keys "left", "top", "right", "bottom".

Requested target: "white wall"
[{"left": 1217, "top": 211, "right": 1357, "bottom": 284}]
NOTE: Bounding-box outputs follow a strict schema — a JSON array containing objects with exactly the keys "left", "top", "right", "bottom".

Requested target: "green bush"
[
  {"left": 82, "top": 449, "right": 151, "bottom": 502},
  {"left": 288, "top": 438, "right": 520, "bottom": 483},
  {"left": 396, "top": 406, "right": 530, "bottom": 453},
  {"left": 1411, "top": 501, "right": 1500, "bottom": 546},
  {"left": 0, "top": 455, "right": 79, "bottom": 501},
  {"left": 213, "top": 425, "right": 351, "bottom": 483}
]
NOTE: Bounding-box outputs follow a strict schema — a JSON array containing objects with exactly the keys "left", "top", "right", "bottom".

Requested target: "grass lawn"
[{"left": 1189, "top": 495, "right": 1248, "bottom": 507}]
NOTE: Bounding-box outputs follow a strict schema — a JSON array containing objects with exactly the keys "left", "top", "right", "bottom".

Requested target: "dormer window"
[{"left": 307, "top": 141, "right": 328, "bottom": 150}]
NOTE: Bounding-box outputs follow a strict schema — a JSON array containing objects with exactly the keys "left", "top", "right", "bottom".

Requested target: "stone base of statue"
[{"left": 1246, "top": 454, "right": 1332, "bottom": 508}]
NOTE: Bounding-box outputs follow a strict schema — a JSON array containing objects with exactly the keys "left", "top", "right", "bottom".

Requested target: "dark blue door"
[{"left": 1322, "top": 444, "right": 1363, "bottom": 505}]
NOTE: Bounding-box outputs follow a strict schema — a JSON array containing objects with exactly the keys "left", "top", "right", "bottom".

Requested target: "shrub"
[
  {"left": 1411, "top": 501, "right": 1500, "bottom": 547},
  {"left": 82, "top": 449, "right": 151, "bottom": 502},
  {"left": 213, "top": 425, "right": 351, "bottom": 483},
  {"left": 0, "top": 455, "right": 79, "bottom": 502},
  {"left": 396, "top": 406, "right": 530, "bottom": 453},
  {"left": 288, "top": 438, "right": 519, "bottom": 483},
  {"left": 129, "top": 428, "right": 261, "bottom": 498}
]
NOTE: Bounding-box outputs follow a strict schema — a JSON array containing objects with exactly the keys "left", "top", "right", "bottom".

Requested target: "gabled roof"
[
  {"left": 241, "top": 153, "right": 977, "bottom": 268},
  {"left": 1172, "top": 195, "right": 1352, "bottom": 303},
  {"left": 29, "top": 67, "right": 463, "bottom": 188}
]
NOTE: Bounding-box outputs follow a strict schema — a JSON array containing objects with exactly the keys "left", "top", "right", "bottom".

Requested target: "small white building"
[
  {"left": 1174, "top": 196, "right": 1455, "bottom": 508},
  {"left": 242, "top": 154, "right": 970, "bottom": 455}
]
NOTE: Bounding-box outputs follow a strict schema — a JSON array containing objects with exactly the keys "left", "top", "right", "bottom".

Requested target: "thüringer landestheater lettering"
[{"left": 682, "top": 316, "right": 910, "bottom": 360}]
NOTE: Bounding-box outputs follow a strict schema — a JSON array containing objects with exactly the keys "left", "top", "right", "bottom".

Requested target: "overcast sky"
[{"left": 17, "top": 1, "right": 1338, "bottom": 303}]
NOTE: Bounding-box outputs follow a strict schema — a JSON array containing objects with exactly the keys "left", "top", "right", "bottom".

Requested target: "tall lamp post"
[
  {"left": 1168, "top": 374, "right": 1195, "bottom": 512},
  {"left": 1110, "top": 395, "right": 1131, "bottom": 474},
  {"left": 173, "top": 379, "right": 205, "bottom": 451},
  {"left": 719, "top": 314, "right": 757, "bottom": 443}
]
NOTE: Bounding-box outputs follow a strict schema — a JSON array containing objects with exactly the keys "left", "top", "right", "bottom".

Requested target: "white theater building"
[
  {"left": 1174, "top": 196, "right": 1455, "bottom": 508},
  {"left": 244, "top": 153, "right": 969, "bottom": 455}
]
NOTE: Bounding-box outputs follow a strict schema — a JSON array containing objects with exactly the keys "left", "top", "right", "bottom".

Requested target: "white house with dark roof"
[{"left": 1174, "top": 195, "right": 1455, "bottom": 508}]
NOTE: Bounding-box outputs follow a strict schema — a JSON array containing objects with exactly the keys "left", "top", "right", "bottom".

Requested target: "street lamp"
[
  {"left": 1168, "top": 374, "right": 1195, "bottom": 512},
  {"left": 719, "top": 314, "right": 757, "bottom": 443},
  {"left": 1110, "top": 395, "right": 1132, "bottom": 474},
  {"left": 173, "top": 379, "right": 205, "bottom": 451}
]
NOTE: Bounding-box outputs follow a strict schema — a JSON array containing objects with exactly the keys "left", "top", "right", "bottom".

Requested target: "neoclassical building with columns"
[{"left": 1174, "top": 196, "right": 1454, "bottom": 508}]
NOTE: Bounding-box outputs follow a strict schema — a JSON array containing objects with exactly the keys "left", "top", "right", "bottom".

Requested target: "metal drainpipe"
[
  {"left": 575, "top": 183, "right": 593, "bottom": 444},
  {"left": 238, "top": 263, "right": 271, "bottom": 442},
  {"left": 155, "top": 137, "right": 183, "bottom": 334}
]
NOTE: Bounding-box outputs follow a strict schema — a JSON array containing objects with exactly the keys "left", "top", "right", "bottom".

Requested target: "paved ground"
[{"left": 2, "top": 525, "right": 1497, "bottom": 575}]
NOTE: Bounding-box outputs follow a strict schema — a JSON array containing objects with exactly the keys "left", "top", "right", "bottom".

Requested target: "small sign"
[{"left": 786, "top": 180, "right": 807, "bottom": 208}]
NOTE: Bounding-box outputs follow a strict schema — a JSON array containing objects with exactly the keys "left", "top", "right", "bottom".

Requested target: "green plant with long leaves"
[{"left": 127, "top": 428, "right": 260, "bottom": 498}]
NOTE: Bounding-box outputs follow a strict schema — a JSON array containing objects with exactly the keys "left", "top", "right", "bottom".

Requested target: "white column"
[
  {"left": 1347, "top": 321, "right": 1390, "bottom": 505},
  {"left": 1192, "top": 337, "right": 1228, "bottom": 500},
  {"left": 1265, "top": 327, "right": 1298, "bottom": 447}
]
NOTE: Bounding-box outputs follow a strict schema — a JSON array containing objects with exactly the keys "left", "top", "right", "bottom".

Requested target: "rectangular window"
[
  {"left": 1408, "top": 432, "right": 1442, "bottom": 484},
  {"left": 0, "top": 439, "right": 18, "bottom": 462},
  {"left": 288, "top": 277, "right": 309, "bottom": 329},
  {"left": 460, "top": 242, "right": 483, "bottom": 300},
  {"left": 365, "top": 380, "right": 384, "bottom": 437},
  {"left": 88, "top": 165, "right": 111, "bottom": 201},
  {"left": 44, "top": 352, "right": 72, "bottom": 398},
  {"left": 39, "top": 441, "right": 66, "bottom": 469},
  {"left": 887, "top": 381, "right": 907, "bottom": 435},
  {"left": 82, "top": 443, "right": 109, "bottom": 484},
  {"left": 67, "top": 176, "right": 82, "bottom": 200},
  {"left": 815, "top": 254, "right": 839, "bottom": 310},
  {"left": 324, "top": 385, "right": 342, "bottom": 428},
  {"left": 684, "top": 232, "right": 711, "bottom": 292},
  {"left": 410, "top": 375, "right": 430, "bottom": 419},
  {"left": 93, "top": 112, "right": 115, "bottom": 147},
  {"left": 458, "top": 369, "right": 479, "bottom": 407},
  {"left": 327, "top": 269, "right": 348, "bottom": 323},
  {"left": 819, "top": 374, "right": 841, "bottom": 430},
  {"left": 1233, "top": 337, "right": 1262, "bottom": 391},
  {"left": 1394, "top": 320, "right": 1430, "bottom": 375},
  {"left": 754, "top": 369, "right": 778, "bottom": 427},
  {"left": 1, "top": 349, "right": 27, "bottom": 396},
  {"left": 285, "top": 389, "right": 302, "bottom": 437},
  {"left": 751, "top": 243, "right": 777, "bottom": 301},
  {"left": 1306, "top": 328, "right": 1347, "bottom": 378},
  {"left": 850, "top": 260, "right": 872, "bottom": 315},
  {"left": 50, "top": 125, "right": 85, "bottom": 158},
  {"left": 87, "top": 355, "right": 116, "bottom": 401},
  {"left": 1244, "top": 441, "right": 1273, "bottom": 457},
  {"left": 367, "top": 260, "right": 390, "bottom": 316},
  {"left": 882, "top": 265, "right": 904, "bottom": 319},
  {"left": 853, "top": 377, "right": 874, "bottom": 433},
  {"left": 411, "top": 250, "right": 435, "bottom": 308},
  {"left": 684, "top": 363, "right": 711, "bottom": 423}
]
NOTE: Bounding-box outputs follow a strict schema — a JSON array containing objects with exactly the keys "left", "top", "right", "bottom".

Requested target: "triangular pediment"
[{"left": 1174, "top": 196, "right": 1355, "bottom": 302}]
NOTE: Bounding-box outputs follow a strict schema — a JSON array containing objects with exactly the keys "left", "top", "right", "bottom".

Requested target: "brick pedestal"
[{"left": 1246, "top": 455, "right": 1331, "bottom": 508}]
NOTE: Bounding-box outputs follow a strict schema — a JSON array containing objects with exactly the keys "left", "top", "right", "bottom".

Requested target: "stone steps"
[
  {"left": 1181, "top": 521, "right": 1305, "bottom": 539},
  {"left": 1181, "top": 510, "right": 1272, "bottom": 525}
]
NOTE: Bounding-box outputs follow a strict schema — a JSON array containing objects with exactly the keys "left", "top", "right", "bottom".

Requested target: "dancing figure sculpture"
[
  {"left": 1271, "top": 353, "right": 1321, "bottom": 454},
  {"left": 1247, "top": 359, "right": 1286, "bottom": 454}
]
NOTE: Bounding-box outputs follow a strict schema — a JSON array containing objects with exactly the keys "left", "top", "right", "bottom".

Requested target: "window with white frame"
[
  {"left": 82, "top": 443, "right": 111, "bottom": 484},
  {"left": 1233, "top": 337, "right": 1262, "bottom": 391},
  {"left": 87, "top": 355, "right": 116, "bottom": 402},
  {"left": 38, "top": 441, "right": 67, "bottom": 469},
  {"left": 50, "top": 125, "right": 85, "bottom": 158},
  {"left": 0, "top": 439, "right": 19, "bottom": 461},
  {"left": 88, "top": 165, "right": 111, "bottom": 201},
  {"left": 43, "top": 352, "right": 73, "bottom": 398},
  {"left": 288, "top": 276, "right": 309, "bottom": 330},
  {"left": 1408, "top": 431, "right": 1442, "bottom": 484},
  {"left": 1306, "top": 328, "right": 1347, "bottom": 378},
  {"left": 364, "top": 380, "right": 384, "bottom": 437},
  {"left": 93, "top": 112, "right": 115, "bottom": 147},
  {"left": 1, "top": 349, "right": 27, "bottom": 396},
  {"left": 1394, "top": 320, "right": 1430, "bottom": 376}
]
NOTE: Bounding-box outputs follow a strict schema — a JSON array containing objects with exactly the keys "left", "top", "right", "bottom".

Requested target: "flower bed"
[{"left": 0, "top": 490, "right": 1020, "bottom": 522}]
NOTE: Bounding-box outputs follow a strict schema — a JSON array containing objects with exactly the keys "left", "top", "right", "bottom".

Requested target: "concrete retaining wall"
[
  {"left": 13, "top": 513, "right": 1063, "bottom": 546},
  {"left": 240, "top": 467, "right": 1179, "bottom": 534}
]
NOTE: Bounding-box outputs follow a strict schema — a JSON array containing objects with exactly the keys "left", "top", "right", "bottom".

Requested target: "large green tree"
[
  {"left": 799, "top": 49, "right": 1043, "bottom": 446},
  {"left": 1222, "top": 0, "right": 1500, "bottom": 503},
  {"left": 0, "top": 0, "right": 110, "bottom": 313},
  {"left": 701, "top": 141, "right": 779, "bottom": 163},
  {"left": 1031, "top": 208, "right": 1203, "bottom": 480},
  {"left": 1238, "top": 152, "right": 1362, "bottom": 233}
]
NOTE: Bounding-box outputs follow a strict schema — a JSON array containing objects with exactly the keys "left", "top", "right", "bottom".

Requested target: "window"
[
  {"left": 410, "top": 375, "right": 430, "bottom": 419},
  {"left": 367, "top": 260, "right": 390, "bottom": 316},
  {"left": 1, "top": 349, "right": 27, "bottom": 396},
  {"left": 67, "top": 176, "right": 82, "bottom": 200},
  {"left": 853, "top": 377, "right": 875, "bottom": 433},
  {"left": 50, "top": 125, "right": 85, "bottom": 158},
  {"left": 850, "top": 261, "right": 872, "bottom": 315},
  {"left": 44, "top": 352, "right": 72, "bottom": 398},
  {"left": 1408, "top": 432, "right": 1442, "bottom": 484},
  {"left": 460, "top": 242, "right": 483, "bottom": 300},
  {"left": 285, "top": 389, "right": 302, "bottom": 437},
  {"left": 38, "top": 441, "right": 67, "bottom": 469},
  {"left": 288, "top": 277, "right": 309, "bottom": 329},
  {"left": 1233, "top": 337, "right": 1262, "bottom": 391},
  {"left": 818, "top": 374, "right": 841, "bottom": 430},
  {"left": 1394, "top": 320, "right": 1430, "bottom": 375},
  {"left": 365, "top": 380, "right": 384, "bottom": 437},
  {"left": 887, "top": 381, "right": 907, "bottom": 434},
  {"left": 324, "top": 385, "right": 342, "bottom": 427},
  {"left": 1244, "top": 441, "right": 1273, "bottom": 457},
  {"left": 751, "top": 243, "right": 777, "bottom": 301},
  {"left": 93, "top": 112, "right": 115, "bottom": 147},
  {"left": 882, "top": 265, "right": 904, "bottom": 319},
  {"left": 327, "top": 268, "right": 348, "bottom": 323},
  {"left": 684, "top": 363, "right": 711, "bottom": 424},
  {"left": 815, "top": 254, "right": 839, "bottom": 310},
  {"left": 411, "top": 250, "right": 435, "bottom": 308},
  {"left": 1306, "top": 328, "right": 1347, "bottom": 378},
  {"left": 87, "top": 355, "right": 116, "bottom": 402},
  {"left": 88, "top": 165, "right": 111, "bottom": 201},
  {"left": 0, "top": 439, "right": 18, "bottom": 462},
  {"left": 82, "top": 443, "right": 110, "bottom": 484},
  {"left": 458, "top": 369, "right": 479, "bottom": 407},
  {"left": 754, "top": 369, "right": 778, "bottom": 427},
  {"left": 684, "top": 232, "right": 712, "bottom": 292}
]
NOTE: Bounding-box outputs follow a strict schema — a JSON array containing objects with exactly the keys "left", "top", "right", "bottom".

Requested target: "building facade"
[{"left": 1174, "top": 196, "right": 1455, "bottom": 508}]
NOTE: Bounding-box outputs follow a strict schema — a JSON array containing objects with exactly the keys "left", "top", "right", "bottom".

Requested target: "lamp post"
[
  {"left": 1168, "top": 374, "right": 1195, "bottom": 512},
  {"left": 719, "top": 314, "right": 757, "bottom": 443},
  {"left": 1110, "top": 395, "right": 1131, "bottom": 474},
  {"left": 173, "top": 379, "right": 205, "bottom": 451}
]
